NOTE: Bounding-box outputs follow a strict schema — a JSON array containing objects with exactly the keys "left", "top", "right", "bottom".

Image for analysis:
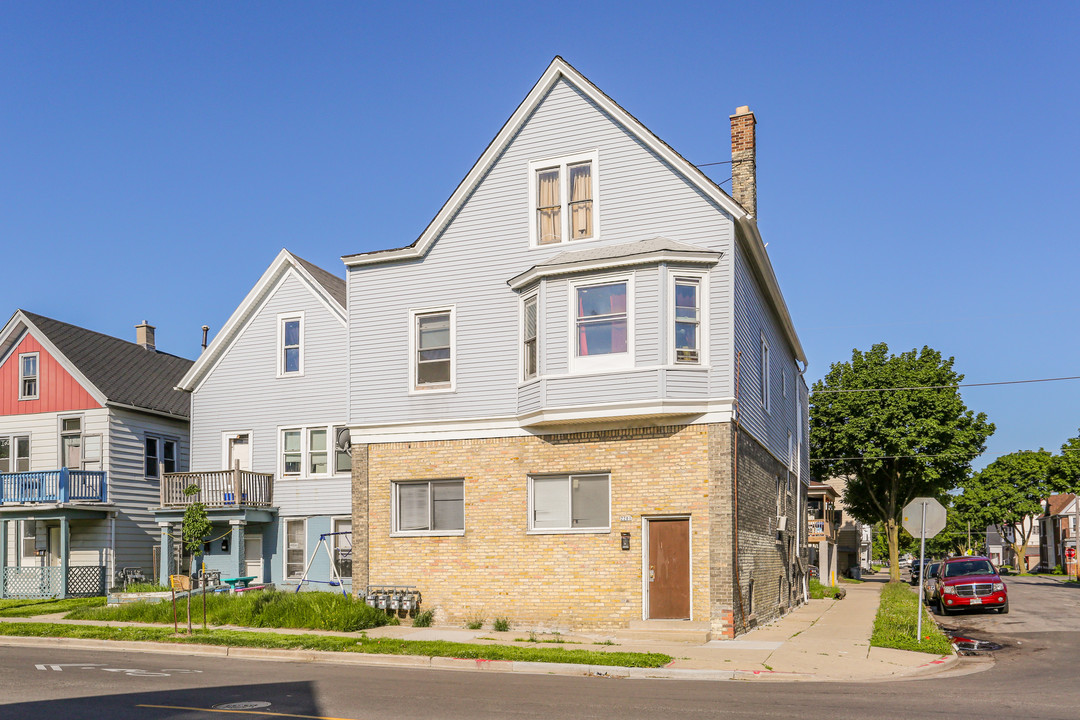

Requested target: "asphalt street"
[{"left": 0, "top": 575, "right": 1077, "bottom": 720}]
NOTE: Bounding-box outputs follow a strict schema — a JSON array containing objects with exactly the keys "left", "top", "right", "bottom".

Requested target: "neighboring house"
[
  {"left": 807, "top": 481, "right": 841, "bottom": 585},
  {"left": 0, "top": 311, "right": 191, "bottom": 598},
  {"left": 1040, "top": 493, "right": 1078, "bottom": 574},
  {"left": 986, "top": 519, "right": 1040, "bottom": 571},
  {"left": 821, "top": 475, "right": 872, "bottom": 578},
  {"left": 344, "top": 57, "right": 810, "bottom": 638},
  {"left": 154, "top": 250, "right": 351, "bottom": 590}
]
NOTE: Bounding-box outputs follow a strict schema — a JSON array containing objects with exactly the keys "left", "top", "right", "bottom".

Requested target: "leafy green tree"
[
  {"left": 811, "top": 344, "right": 994, "bottom": 581},
  {"left": 926, "top": 497, "right": 977, "bottom": 557},
  {"left": 181, "top": 484, "right": 211, "bottom": 634},
  {"left": 956, "top": 450, "right": 1057, "bottom": 571},
  {"left": 1050, "top": 430, "right": 1080, "bottom": 491}
]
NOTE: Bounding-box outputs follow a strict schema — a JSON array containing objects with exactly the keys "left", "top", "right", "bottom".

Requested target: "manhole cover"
[{"left": 214, "top": 701, "right": 272, "bottom": 710}]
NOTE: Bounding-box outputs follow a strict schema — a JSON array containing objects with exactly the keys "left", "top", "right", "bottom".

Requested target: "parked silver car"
[{"left": 922, "top": 562, "right": 941, "bottom": 603}]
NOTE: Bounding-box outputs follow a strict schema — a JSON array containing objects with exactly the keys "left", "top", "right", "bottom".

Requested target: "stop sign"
[{"left": 902, "top": 497, "right": 947, "bottom": 539}]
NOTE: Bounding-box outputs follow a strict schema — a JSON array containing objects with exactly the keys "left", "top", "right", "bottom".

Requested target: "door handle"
[{"left": 649, "top": 567, "right": 655, "bottom": 582}]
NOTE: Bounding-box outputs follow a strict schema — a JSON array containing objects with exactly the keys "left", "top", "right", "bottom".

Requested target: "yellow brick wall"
[{"left": 365, "top": 425, "right": 711, "bottom": 630}]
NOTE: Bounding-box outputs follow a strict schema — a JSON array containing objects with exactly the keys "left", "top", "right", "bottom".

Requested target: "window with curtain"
[
  {"left": 568, "top": 162, "right": 592, "bottom": 239},
  {"left": 394, "top": 480, "right": 464, "bottom": 534},
  {"left": 537, "top": 168, "right": 561, "bottom": 245},
  {"left": 529, "top": 473, "right": 610, "bottom": 532},
  {"left": 576, "top": 282, "right": 627, "bottom": 357},
  {"left": 523, "top": 295, "right": 538, "bottom": 380},
  {"left": 674, "top": 280, "right": 700, "bottom": 363},
  {"left": 530, "top": 153, "right": 598, "bottom": 247}
]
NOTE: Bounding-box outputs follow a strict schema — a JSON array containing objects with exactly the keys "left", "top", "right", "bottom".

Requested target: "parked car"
[
  {"left": 909, "top": 559, "right": 931, "bottom": 585},
  {"left": 922, "top": 562, "right": 941, "bottom": 603},
  {"left": 935, "top": 556, "right": 1008, "bottom": 615}
]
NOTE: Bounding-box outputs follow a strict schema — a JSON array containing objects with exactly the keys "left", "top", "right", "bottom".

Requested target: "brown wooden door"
[{"left": 648, "top": 518, "right": 690, "bottom": 619}]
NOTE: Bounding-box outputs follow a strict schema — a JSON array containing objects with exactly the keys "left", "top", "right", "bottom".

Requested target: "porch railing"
[
  {"left": 807, "top": 519, "right": 835, "bottom": 543},
  {"left": 0, "top": 469, "right": 107, "bottom": 504},
  {"left": 0, "top": 565, "right": 106, "bottom": 598},
  {"left": 161, "top": 469, "right": 274, "bottom": 508}
]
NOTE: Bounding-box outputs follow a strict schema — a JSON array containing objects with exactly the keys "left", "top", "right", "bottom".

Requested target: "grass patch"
[
  {"left": 840, "top": 577, "right": 864, "bottom": 584},
  {"left": 116, "top": 583, "right": 170, "bottom": 593},
  {"left": 808, "top": 578, "right": 842, "bottom": 599},
  {"left": 0, "top": 597, "right": 105, "bottom": 617},
  {"left": 870, "top": 582, "right": 953, "bottom": 655},
  {"left": 0, "top": 622, "right": 671, "bottom": 668},
  {"left": 412, "top": 609, "right": 434, "bottom": 628},
  {"left": 66, "top": 587, "right": 395, "bottom": 632},
  {"left": 492, "top": 616, "right": 510, "bottom": 632}
]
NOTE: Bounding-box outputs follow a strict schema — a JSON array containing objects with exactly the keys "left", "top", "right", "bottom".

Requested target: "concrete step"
[{"left": 618, "top": 620, "right": 713, "bottom": 644}]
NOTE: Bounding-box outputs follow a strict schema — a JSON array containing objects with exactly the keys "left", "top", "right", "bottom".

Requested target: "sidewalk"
[{"left": 0, "top": 580, "right": 962, "bottom": 682}]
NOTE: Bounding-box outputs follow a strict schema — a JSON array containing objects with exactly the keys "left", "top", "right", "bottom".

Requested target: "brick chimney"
[
  {"left": 730, "top": 105, "right": 757, "bottom": 218},
  {"left": 135, "top": 321, "right": 156, "bottom": 351}
]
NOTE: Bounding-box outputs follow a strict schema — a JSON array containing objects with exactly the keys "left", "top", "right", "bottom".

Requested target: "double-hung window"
[
  {"left": 529, "top": 152, "right": 599, "bottom": 247},
  {"left": 332, "top": 517, "right": 352, "bottom": 577},
  {"left": 529, "top": 473, "right": 610, "bottom": 533},
  {"left": 285, "top": 519, "right": 306, "bottom": 579},
  {"left": 673, "top": 277, "right": 703, "bottom": 364},
  {"left": 571, "top": 277, "right": 632, "bottom": 373},
  {"left": 60, "top": 417, "right": 82, "bottom": 469},
  {"left": 410, "top": 307, "right": 454, "bottom": 392},
  {"left": 522, "top": 295, "right": 538, "bottom": 380},
  {"left": 0, "top": 436, "right": 30, "bottom": 473},
  {"left": 145, "top": 436, "right": 177, "bottom": 478},
  {"left": 278, "top": 313, "right": 304, "bottom": 376},
  {"left": 281, "top": 425, "right": 349, "bottom": 478},
  {"left": 393, "top": 479, "right": 465, "bottom": 535},
  {"left": 19, "top": 353, "right": 39, "bottom": 400}
]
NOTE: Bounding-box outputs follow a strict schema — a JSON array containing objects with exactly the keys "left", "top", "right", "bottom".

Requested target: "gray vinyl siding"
[
  {"left": 348, "top": 78, "right": 735, "bottom": 424},
  {"left": 544, "top": 370, "right": 659, "bottom": 407},
  {"left": 664, "top": 367, "right": 710, "bottom": 399},
  {"left": 731, "top": 239, "right": 800, "bottom": 465},
  {"left": 108, "top": 407, "right": 189, "bottom": 570},
  {"left": 518, "top": 380, "right": 542, "bottom": 414},
  {"left": 190, "top": 270, "right": 350, "bottom": 517}
]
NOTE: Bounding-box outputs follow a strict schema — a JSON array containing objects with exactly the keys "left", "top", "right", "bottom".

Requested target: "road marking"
[
  {"left": 35, "top": 663, "right": 105, "bottom": 672},
  {"left": 137, "top": 705, "right": 358, "bottom": 719}
]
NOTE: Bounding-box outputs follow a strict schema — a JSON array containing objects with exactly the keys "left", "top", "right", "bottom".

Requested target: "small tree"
[
  {"left": 957, "top": 450, "right": 1057, "bottom": 571},
  {"left": 181, "top": 484, "right": 211, "bottom": 633},
  {"left": 811, "top": 344, "right": 994, "bottom": 581}
]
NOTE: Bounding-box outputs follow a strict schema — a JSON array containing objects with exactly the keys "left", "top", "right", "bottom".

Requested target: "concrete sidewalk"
[{"left": 0, "top": 579, "right": 961, "bottom": 682}]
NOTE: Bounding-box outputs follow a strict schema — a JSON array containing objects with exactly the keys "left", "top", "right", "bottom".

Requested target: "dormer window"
[
  {"left": 529, "top": 151, "right": 600, "bottom": 247},
  {"left": 19, "top": 352, "right": 38, "bottom": 400}
]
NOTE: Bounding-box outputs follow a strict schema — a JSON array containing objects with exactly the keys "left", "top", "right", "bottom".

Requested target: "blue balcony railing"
[{"left": 0, "top": 469, "right": 107, "bottom": 504}]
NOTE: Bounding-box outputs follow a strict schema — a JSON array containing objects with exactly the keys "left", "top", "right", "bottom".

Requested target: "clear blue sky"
[{"left": 2, "top": 2, "right": 1077, "bottom": 469}]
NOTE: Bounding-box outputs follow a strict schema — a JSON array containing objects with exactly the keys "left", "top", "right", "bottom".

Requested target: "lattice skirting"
[{"left": 1, "top": 566, "right": 106, "bottom": 598}]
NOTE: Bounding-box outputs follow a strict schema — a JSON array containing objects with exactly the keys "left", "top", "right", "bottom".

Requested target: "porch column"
[
  {"left": 230, "top": 520, "right": 246, "bottom": 580},
  {"left": 158, "top": 523, "right": 173, "bottom": 587},
  {"left": 818, "top": 538, "right": 828, "bottom": 584},
  {"left": 829, "top": 540, "right": 839, "bottom": 585},
  {"left": 59, "top": 516, "right": 70, "bottom": 599},
  {"left": 0, "top": 520, "right": 8, "bottom": 599}
]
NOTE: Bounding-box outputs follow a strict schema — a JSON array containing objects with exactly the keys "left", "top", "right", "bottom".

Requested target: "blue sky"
[{"left": 2, "top": 2, "right": 1077, "bottom": 469}]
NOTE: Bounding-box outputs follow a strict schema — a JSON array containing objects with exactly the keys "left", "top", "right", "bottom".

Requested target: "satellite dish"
[{"left": 335, "top": 427, "right": 352, "bottom": 455}]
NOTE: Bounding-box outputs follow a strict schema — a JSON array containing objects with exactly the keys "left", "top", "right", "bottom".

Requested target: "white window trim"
[
  {"left": 283, "top": 517, "right": 307, "bottom": 581},
  {"left": 408, "top": 305, "right": 456, "bottom": 394},
  {"left": 277, "top": 311, "right": 305, "bottom": 378},
  {"left": 0, "top": 434, "right": 31, "bottom": 474},
  {"left": 18, "top": 352, "right": 39, "bottom": 400},
  {"left": 390, "top": 479, "right": 466, "bottom": 537},
  {"left": 668, "top": 270, "right": 709, "bottom": 366},
  {"left": 527, "top": 473, "right": 612, "bottom": 534},
  {"left": 527, "top": 150, "right": 601, "bottom": 249},
  {"left": 331, "top": 516, "right": 353, "bottom": 579},
  {"left": 568, "top": 273, "right": 635, "bottom": 375},
  {"left": 58, "top": 414, "right": 84, "bottom": 470},
  {"left": 760, "top": 332, "right": 771, "bottom": 413},
  {"left": 520, "top": 292, "right": 540, "bottom": 383},
  {"left": 145, "top": 433, "right": 180, "bottom": 478},
  {"left": 277, "top": 424, "right": 349, "bottom": 480}
]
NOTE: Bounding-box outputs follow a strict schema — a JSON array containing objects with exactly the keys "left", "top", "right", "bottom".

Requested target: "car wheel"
[{"left": 998, "top": 600, "right": 1009, "bottom": 614}]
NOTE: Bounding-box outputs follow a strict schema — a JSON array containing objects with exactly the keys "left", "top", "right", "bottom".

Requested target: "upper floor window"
[
  {"left": 528, "top": 151, "right": 600, "bottom": 247},
  {"left": 19, "top": 353, "right": 39, "bottom": 400},
  {"left": 410, "top": 307, "right": 455, "bottom": 392},
  {"left": 0, "top": 435, "right": 30, "bottom": 473},
  {"left": 281, "top": 425, "right": 349, "bottom": 478},
  {"left": 571, "top": 276, "right": 633, "bottom": 373},
  {"left": 522, "top": 295, "right": 538, "bottom": 381},
  {"left": 61, "top": 417, "right": 82, "bottom": 469},
  {"left": 145, "top": 436, "right": 177, "bottom": 478},
  {"left": 673, "top": 277, "right": 704, "bottom": 364},
  {"left": 278, "top": 313, "right": 304, "bottom": 376},
  {"left": 760, "top": 333, "right": 770, "bottom": 412}
]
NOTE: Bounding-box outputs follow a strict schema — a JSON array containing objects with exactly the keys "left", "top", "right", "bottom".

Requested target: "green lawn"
[
  {"left": 0, "top": 597, "right": 105, "bottom": 617},
  {"left": 870, "top": 582, "right": 953, "bottom": 655},
  {"left": 0, "top": 622, "right": 672, "bottom": 668}
]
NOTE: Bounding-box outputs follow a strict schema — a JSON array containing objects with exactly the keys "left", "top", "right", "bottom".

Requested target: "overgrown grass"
[
  {"left": 412, "top": 609, "right": 434, "bottom": 628},
  {"left": 808, "top": 578, "right": 842, "bottom": 599},
  {"left": 870, "top": 582, "right": 953, "bottom": 655},
  {"left": 0, "top": 597, "right": 105, "bottom": 617},
  {"left": 117, "top": 583, "right": 170, "bottom": 593},
  {"left": 67, "top": 588, "right": 395, "bottom": 632},
  {"left": 0, "top": 622, "right": 672, "bottom": 668}
]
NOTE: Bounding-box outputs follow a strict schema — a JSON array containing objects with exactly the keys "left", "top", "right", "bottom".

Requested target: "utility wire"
[
  {"left": 695, "top": 160, "right": 733, "bottom": 167},
  {"left": 810, "top": 452, "right": 980, "bottom": 463},
  {"left": 812, "top": 375, "right": 1080, "bottom": 394}
]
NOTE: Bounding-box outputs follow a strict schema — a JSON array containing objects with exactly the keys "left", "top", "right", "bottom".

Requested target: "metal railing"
[
  {"left": 160, "top": 468, "right": 274, "bottom": 508},
  {"left": 0, "top": 469, "right": 107, "bottom": 504}
]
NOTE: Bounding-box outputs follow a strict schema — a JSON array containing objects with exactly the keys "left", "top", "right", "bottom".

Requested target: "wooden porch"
[{"left": 160, "top": 468, "right": 274, "bottom": 508}]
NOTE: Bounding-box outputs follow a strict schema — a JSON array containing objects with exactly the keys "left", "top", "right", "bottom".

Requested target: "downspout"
[
  {"left": 797, "top": 360, "right": 808, "bottom": 603},
  {"left": 108, "top": 513, "right": 115, "bottom": 588},
  {"left": 732, "top": 351, "right": 746, "bottom": 631}
]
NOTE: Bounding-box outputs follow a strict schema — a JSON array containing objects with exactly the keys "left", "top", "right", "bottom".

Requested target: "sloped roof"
[
  {"left": 1047, "top": 493, "right": 1077, "bottom": 516},
  {"left": 293, "top": 253, "right": 346, "bottom": 308},
  {"left": 20, "top": 311, "right": 193, "bottom": 417}
]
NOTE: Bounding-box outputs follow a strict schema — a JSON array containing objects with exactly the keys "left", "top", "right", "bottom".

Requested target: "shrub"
[
  {"left": 492, "top": 616, "right": 510, "bottom": 632},
  {"left": 413, "top": 609, "right": 434, "bottom": 628},
  {"left": 465, "top": 616, "right": 484, "bottom": 630}
]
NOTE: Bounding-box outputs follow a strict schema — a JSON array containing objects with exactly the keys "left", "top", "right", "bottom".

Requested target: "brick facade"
[{"left": 351, "top": 422, "right": 806, "bottom": 636}]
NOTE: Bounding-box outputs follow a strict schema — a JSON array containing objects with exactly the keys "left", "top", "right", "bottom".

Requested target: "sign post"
[{"left": 902, "top": 498, "right": 947, "bottom": 643}]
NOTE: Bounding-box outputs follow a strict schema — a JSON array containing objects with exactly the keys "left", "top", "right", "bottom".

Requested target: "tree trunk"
[
  {"left": 187, "top": 555, "right": 194, "bottom": 634},
  {"left": 887, "top": 518, "right": 900, "bottom": 582}
]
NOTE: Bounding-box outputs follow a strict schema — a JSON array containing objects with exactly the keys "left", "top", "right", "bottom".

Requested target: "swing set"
[{"left": 293, "top": 531, "right": 352, "bottom": 597}]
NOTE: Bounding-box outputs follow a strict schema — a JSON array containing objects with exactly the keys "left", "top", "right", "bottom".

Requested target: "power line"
[
  {"left": 812, "top": 375, "right": 1080, "bottom": 395},
  {"left": 695, "top": 160, "right": 733, "bottom": 167},
  {"left": 810, "top": 452, "right": 980, "bottom": 463}
]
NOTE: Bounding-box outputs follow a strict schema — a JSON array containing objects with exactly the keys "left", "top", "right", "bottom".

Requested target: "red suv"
[{"left": 935, "top": 556, "right": 1008, "bottom": 615}]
